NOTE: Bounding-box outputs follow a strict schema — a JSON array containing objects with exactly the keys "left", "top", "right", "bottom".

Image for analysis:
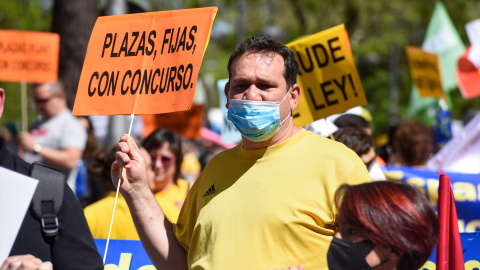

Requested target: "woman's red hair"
[{"left": 335, "top": 181, "right": 439, "bottom": 270}]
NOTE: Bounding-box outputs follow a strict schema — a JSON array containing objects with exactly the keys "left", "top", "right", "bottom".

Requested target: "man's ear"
[
  {"left": 224, "top": 81, "right": 230, "bottom": 109},
  {"left": 289, "top": 84, "right": 301, "bottom": 111},
  {"left": 0, "top": 88, "right": 5, "bottom": 119}
]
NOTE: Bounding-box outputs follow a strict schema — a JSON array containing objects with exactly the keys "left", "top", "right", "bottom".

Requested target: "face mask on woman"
[
  {"left": 327, "top": 237, "right": 376, "bottom": 270},
  {"left": 227, "top": 90, "right": 290, "bottom": 142}
]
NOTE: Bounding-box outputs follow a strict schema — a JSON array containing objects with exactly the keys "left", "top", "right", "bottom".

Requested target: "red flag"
[{"left": 436, "top": 171, "right": 464, "bottom": 270}]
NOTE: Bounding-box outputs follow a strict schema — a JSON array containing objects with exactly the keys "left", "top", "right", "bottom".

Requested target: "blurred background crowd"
[{"left": 1, "top": 0, "right": 480, "bottom": 237}]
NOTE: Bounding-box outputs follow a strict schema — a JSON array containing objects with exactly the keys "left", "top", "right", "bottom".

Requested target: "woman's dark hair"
[
  {"left": 227, "top": 36, "right": 299, "bottom": 90},
  {"left": 335, "top": 181, "right": 439, "bottom": 270},
  {"left": 78, "top": 116, "right": 99, "bottom": 159},
  {"left": 141, "top": 128, "right": 183, "bottom": 184},
  {"left": 87, "top": 146, "right": 117, "bottom": 193},
  {"left": 333, "top": 114, "right": 369, "bottom": 129},
  {"left": 333, "top": 127, "right": 374, "bottom": 157}
]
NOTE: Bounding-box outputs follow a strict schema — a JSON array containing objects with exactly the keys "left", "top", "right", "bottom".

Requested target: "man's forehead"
[
  {"left": 230, "top": 51, "right": 285, "bottom": 80},
  {"left": 235, "top": 51, "right": 283, "bottom": 65},
  {"left": 34, "top": 85, "right": 53, "bottom": 96}
]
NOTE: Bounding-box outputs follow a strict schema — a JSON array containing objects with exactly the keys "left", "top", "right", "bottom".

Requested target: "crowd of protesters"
[{"left": 1, "top": 34, "right": 476, "bottom": 269}]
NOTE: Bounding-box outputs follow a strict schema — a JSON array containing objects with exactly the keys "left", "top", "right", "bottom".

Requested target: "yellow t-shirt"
[
  {"left": 85, "top": 179, "right": 189, "bottom": 240},
  {"left": 173, "top": 129, "right": 372, "bottom": 269},
  {"left": 155, "top": 178, "right": 189, "bottom": 223}
]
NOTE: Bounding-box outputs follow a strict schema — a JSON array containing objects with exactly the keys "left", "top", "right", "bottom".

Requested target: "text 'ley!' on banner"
[
  {"left": 406, "top": 46, "right": 445, "bottom": 99},
  {"left": 0, "top": 30, "right": 59, "bottom": 84},
  {"left": 286, "top": 24, "right": 367, "bottom": 127},
  {"left": 72, "top": 7, "right": 218, "bottom": 116}
]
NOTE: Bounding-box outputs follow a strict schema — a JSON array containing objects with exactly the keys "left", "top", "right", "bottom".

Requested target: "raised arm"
[{"left": 111, "top": 135, "right": 188, "bottom": 269}]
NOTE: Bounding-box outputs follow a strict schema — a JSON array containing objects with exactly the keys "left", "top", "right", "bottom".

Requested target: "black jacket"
[{"left": 1, "top": 136, "right": 103, "bottom": 269}]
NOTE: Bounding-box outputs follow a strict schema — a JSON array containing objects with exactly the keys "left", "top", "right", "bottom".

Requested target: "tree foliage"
[
  {"left": 0, "top": 0, "right": 52, "bottom": 129},
  {"left": 1, "top": 0, "right": 480, "bottom": 135}
]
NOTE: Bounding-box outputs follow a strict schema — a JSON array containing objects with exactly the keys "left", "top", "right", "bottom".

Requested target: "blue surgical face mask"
[{"left": 227, "top": 90, "right": 290, "bottom": 142}]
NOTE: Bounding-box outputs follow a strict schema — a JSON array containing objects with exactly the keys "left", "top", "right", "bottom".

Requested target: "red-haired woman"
[{"left": 327, "top": 181, "right": 439, "bottom": 270}]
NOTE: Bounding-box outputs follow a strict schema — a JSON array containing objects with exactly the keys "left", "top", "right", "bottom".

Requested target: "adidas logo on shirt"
[{"left": 202, "top": 184, "right": 216, "bottom": 197}]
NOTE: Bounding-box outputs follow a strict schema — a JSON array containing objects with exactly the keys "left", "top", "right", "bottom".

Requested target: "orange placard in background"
[
  {"left": 0, "top": 30, "right": 59, "bottom": 83},
  {"left": 142, "top": 104, "right": 204, "bottom": 139},
  {"left": 72, "top": 7, "right": 217, "bottom": 116}
]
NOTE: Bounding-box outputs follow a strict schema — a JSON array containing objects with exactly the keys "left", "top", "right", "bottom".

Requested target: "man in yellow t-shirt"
[{"left": 112, "top": 36, "right": 371, "bottom": 269}]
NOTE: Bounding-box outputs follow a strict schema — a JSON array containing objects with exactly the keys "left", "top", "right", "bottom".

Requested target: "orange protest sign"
[
  {"left": 142, "top": 104, "right": 204, "bottom": 139},
  {"left": 406, "top": 46, "right": 445, "bottom": 98},
  {"left": 72, "top": 7, "right": 217, "bottom": 116},
  {"left": 0, "top": 30, "right": 59, "bottom": 83},
  {"left": 287, "top": 25, "right": 367, "bottom": 127}
]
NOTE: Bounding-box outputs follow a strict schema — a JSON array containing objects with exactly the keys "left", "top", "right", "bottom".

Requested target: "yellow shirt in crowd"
[{"left": 85, "top": 179, "right": 189, "bottom": 240}]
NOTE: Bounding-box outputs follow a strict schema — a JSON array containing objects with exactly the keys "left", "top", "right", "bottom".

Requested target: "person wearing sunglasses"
[
  {"left": 141, "top": 128, "right": 188, "bottom": 222},
  {"left": 84, "top": 128, "right": 188, "bottom": 240},
  {"left": 84, "top": 145, "right": 156, "bottom": 240},
  {"left": 84, "top": 129, "right": 187, "bottom": 240},
  {"left": 17, "top": 82, "right": 87, "bottom": 193},
  {"left": 0, "top": 88, "right": 103, "bottom": 269}
]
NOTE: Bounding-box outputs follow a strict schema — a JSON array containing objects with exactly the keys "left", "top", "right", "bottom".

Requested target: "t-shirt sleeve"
[
  {"left": 61, "top": 117, "right": 87, "bottom": 150},
  {"left": 343, "top": 162, "right": 373, "bottom": 186},
  {"left": 51, "top": 185, "right": 103, "bottom": 269},
  {"left": 172, "top": 174, "right": 203, "bottom": 253}
]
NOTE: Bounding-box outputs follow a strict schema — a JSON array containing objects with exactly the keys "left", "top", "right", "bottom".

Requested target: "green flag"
[{"left": 408, "top": 1, "right": 465, "bottom": 125}]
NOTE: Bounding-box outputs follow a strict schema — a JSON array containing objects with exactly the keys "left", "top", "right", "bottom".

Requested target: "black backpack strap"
[{"left": 29, "top": 162, "right": 65, "bottom": 238}]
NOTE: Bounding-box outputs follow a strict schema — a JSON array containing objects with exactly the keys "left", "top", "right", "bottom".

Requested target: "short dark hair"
[
  {"left": 335, "top": 181, "right": 439, "bottom": 270},
  {"left": 333, "top": 114, "right": 369, "bottom": 129},
  {"left": 227, "top": 36, "right": 299, "bottom": 90},
  {"left": 33, "top": 81, "right": 65, "bottom": 95},
  {"left": 141, "top": 128, "right": 183, "bottom": 184},
  {"left": 88, "top": 146, "right": 118, "bottom": 193},
  {"left": 334, "top": 127, "right": 373, "bottom": 157}
]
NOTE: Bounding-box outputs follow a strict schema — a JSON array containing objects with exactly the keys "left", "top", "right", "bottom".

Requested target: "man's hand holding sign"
[
  {"left": 286, "top": 24, "right": 367, "bottom": 127},
  {"left": 72, "top": 7, "right": 217, "bottom": 267}
]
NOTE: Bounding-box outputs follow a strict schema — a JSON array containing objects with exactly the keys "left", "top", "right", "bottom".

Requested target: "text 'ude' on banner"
[
  {"left": 0, "top": 30, "right": 59, "bottom": 84},
  {"left": 72, "top": 7, "right": 217, "bottom": 116},
  {"left": 287, "top": 24, "right": 367, "bottom": 127}
]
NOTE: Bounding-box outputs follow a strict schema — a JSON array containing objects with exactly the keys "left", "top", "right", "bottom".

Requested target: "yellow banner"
[
  {"left": 287, "top": 24, "right": 367, "bottom": 127},
  {"left": 406, "top": 46, "right": 444, "bottom": 98}
]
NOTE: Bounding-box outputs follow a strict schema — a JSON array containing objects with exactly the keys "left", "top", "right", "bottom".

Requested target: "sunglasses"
[
  {"left": 149, "top": 154, "right": 175, "bottom": 168},
  {"left": 34, "top": 94, "right": 57, "bottom": 104}
]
